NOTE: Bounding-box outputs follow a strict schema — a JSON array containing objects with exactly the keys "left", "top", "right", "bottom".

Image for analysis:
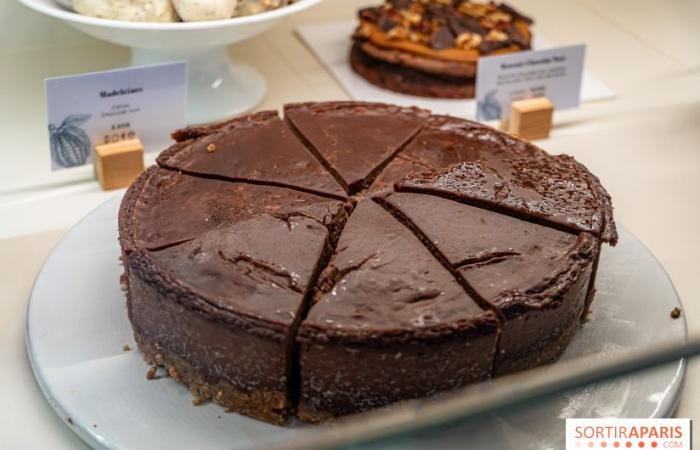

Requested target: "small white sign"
[
  {"left": 45, "top": 62, "right": 187, "bottom": 171},
  {"left": 566, "top": 418, "right": 692, "bottom": 450},
  {"left": 475, "top": 44, "right": 585, "bottom": 121}
]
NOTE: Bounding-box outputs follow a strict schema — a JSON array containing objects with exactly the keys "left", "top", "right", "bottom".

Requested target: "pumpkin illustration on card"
[{"left": 49, "top": 114, "right": 92, "bottom": 168}]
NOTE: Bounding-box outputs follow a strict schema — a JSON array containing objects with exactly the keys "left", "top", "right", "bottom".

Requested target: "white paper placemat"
[{"left": 296, "top": 20, "right": 615, "bottom": 118}]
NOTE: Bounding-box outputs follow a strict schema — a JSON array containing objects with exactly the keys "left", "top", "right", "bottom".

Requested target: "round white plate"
[{"left": 26, "top": 194, "right": 687, "bottom": 450}]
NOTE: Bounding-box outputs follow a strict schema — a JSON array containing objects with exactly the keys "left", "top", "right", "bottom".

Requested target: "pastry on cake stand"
[{"left": 18, "top": 0, "right": 324, "bottom": 124}]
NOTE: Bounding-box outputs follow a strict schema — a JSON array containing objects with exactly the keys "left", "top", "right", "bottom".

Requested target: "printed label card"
[
  {"left": 475, "top": 44, "right": 585, "bottom": 121},
  {"left": 45, "top": 62, "right": 187, "bottom": 171}
]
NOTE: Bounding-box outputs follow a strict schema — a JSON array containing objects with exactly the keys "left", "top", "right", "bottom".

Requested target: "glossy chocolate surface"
[
  {"left": 143, "top": 215, "right": 328, "bottom": 327},
  {"left": 119, "top": 167, "right": 344, "bottom": 252},
  {"left": 285, "top": 102, "right": 428, "bottom": 193},
  {"left": 384, "top": 191, "right": 599, "bottom": 374},
  {"left": 372, "top": 115, "right": 487, "bottom": 194},
  {"left": 385, "top": 192, "right": 584, "bottom": 301},
  {"left": 391, "top": 116, "right": 617, "bottom": 243},
  {"left": 157, "top": 110, "right": 346, "bottom": 199},
  {"left": 297, "top": 200, "right": 499, "bottom": 420},
  {"left": 301, "top": 200, "right": 497, "bottom": 340}
]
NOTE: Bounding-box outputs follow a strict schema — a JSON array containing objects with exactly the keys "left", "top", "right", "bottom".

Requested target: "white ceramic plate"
[{"left": 26, "top": 194, "right": 686, "bottom": 450}]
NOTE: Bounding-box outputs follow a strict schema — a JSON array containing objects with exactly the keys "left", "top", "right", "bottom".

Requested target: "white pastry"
[
  {"left": 172, "top": 0, "right": 238, "bottom": 21},
  {"left": 72, "top": 0, "right": 178, "bottom": 22},
  {"left": 234, "top": 0, "right": 290, "bottom": 17}
]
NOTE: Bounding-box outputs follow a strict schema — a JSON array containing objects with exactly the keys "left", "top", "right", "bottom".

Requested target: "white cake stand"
[{"left": 17, "top": 0, "right": 324, "bottom": 124}]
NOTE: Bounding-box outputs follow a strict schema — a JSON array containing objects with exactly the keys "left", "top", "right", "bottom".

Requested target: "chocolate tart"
[
  {"left": 351, "top": 1, "right": 534, "bottom": 98},
  {"left": 119, "top": 101, "right": 616, "bottom": 425}
]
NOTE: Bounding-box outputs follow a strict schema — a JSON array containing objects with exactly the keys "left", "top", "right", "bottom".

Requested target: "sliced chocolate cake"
[
  {"left": 118, "top": 101, "right": 616, "bottom": 425},
  {"left": 397, "top": 158, "right": 617, "bottom": 243},
  {"left": 127, "top": 216, "right": 328, "bottom": 424}
]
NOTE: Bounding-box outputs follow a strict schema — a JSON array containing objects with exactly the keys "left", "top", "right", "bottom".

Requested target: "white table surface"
[{"left": 1, "top": 0, "right": 699, "bottom": 448}]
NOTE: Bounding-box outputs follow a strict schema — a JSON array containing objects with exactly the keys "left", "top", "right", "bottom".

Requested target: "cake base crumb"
[
  {"left": 146, "top": 365, "right": 158, "bottom": 380},
  {"left": 122, "top": 344, "right": 131, "bottom": 352},
  {"left": 192, "top": 396, "right": 208, "bottom": 406},
  {"left": 670, "top": 307, "right": 682, "bottom": 319},
  {"left": 134, "top": 328, "right": 289, "bottom": 424}
]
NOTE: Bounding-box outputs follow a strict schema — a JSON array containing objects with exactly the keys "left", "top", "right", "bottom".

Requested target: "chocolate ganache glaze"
[
  {"left": 284, "top": 102, "right": 429, "bottom": 193},
  {"left": 119, "top": 101, "right": 616, "bottom": 424}
]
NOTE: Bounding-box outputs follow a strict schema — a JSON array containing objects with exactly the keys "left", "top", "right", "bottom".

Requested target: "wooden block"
[
  {"left": 506, "top": 97, "right": 554, "bottom": 141},
  {"left": 94, "top": 139, "right": 145, "bottom": 190}
]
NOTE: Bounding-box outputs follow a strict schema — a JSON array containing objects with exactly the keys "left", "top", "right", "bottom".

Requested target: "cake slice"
[
  {"left": 383, "top": 192, "right": 599, "bottom": 374},
  {"left": 119, "top": 171, "right": 349, "bottom": 424},
  {"left": 395, "top": 142, "right": 617, "bottom": 244},
  {"left": 384, "top": 118, "right": 614, "bottom": 326},
  {"left": 156, "top": 110, "right": 346, "bottom": 200},
  {"left": 296, "top": 200, "right": 499, "bottom": 422},
  {"left": 371, "top": 115, "right": 494, "bottom": 195},
  {"left": 119, "top": 167, "right": 347, "bottom": 253},
  {"left": 284, "top": 102, "right": 429, "bottom": 194},
  {"left": 126, "top": 201, "right": 345, "bottom": 424}
]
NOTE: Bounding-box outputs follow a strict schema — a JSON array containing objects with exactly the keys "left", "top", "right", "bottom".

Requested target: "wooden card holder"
[
  {"left": 505, "top": 97, "right": 554, "bottom": 141},
  {"left": 94, "top": 138, "right": 145, "bottom": 190}
]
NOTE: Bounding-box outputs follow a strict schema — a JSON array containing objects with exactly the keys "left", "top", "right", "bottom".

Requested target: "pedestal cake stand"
[{"left": 18, "top": 0, "right": 324, "bottom": 124}]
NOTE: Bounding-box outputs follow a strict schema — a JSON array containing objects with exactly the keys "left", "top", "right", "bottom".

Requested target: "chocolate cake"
[
  {"left": 351, "top": 1, "right": 534, "bottom": 98},
  {"left": 119, "top": 101, "right": 616, "bottom": 425}
]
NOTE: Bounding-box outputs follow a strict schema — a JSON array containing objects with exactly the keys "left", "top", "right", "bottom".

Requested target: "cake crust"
[{"left": 134, "top": 330, "right": 289, "bottom": 424}]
